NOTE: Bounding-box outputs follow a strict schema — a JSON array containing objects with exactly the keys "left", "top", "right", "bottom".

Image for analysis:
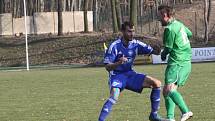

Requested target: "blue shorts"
[{"left": 109, "top": 71, "right": 146, "bottom": 93}]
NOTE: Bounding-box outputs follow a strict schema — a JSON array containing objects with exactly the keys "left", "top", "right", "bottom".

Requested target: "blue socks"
[
  {"left": 99, "top": 88, "right": 160, "bottom": 121},
  {"left": 150, "top": 87, "right": 161, "bottom": 114},
  {"left": 98, "top": 97, "right": 116, "bottom": 121}
]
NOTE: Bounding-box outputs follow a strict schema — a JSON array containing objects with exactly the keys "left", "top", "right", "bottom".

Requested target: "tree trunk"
[
  {"left": 189, "top": 0, "right": 193, "bottom": 4},
  {"left": 78, "top": 0, "right": 82, "bottom": 10},
  {"left": 204, "top": 0, "right": 209, "bottom": 44},
  {"left": 115, "top": 0, "right": 122, "bottom": 30},
  {"left": 84, "top": 0, "right": 88, "bottom": 32},
  {"left": 0, "top": 0, "right": 4, "bottom": 14},
  {"left": 128, "top": 0, "right": 130, "bottom": 18},
  {"left": 40, "top": 0, "right": 44, "bottom": 12},
  {"left": 63, "top": 0, "right": 66, "bottom": 11},
  {"left": 12, "top": 0, "right": 15, "bottom": 17},
  {"left": 15, "top": 0, "right": 20, "bottom": 17},
  {"left": 89, "top": 0, "right": 93, "bottom": 10},
  {"left": 207, "top": 0, "right": 211, "bottom": 23},
  {"left": 20, "top": 0, "right": 24, "bottom": 17},
  {"left": 36, "top": 0, "right": 41, "bottom": 12},
  {"left": 110, "top": 0, "right": 119, "bottom": 33},
  {"left": 93, "top": 0, "right": 98, "bottom": 31},
  {"left": 50, "top": 0, "right": 55, "bottom": 12},
  {"left": 58, "top": 0, "right": 63, "bottom": 35},
  {"left": 130, "top": 0, "right": 137, "bottom": 27},
  {"left": 28, "top": 0, "right": 34, "bottom": 16},
  {"left": 70, "top": 0, "right": 74, "bottom": 11},
  {"left": 65, "top": 0, "right": 70, "bottom": 11}
]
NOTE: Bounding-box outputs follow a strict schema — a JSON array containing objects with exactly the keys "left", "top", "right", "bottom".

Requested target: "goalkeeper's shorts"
[{"left": 165, "top": 62, "right": 191, "bottom": 86}]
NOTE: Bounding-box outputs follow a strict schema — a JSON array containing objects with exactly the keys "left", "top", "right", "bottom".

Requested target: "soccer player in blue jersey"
[{"left": 98, "top": 21, "right": 166, "bottom": 121}]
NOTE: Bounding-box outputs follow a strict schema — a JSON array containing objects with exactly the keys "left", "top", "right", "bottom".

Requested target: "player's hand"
[
  {"left": 118, "top": 55, "right": 128, "bottom": 64},
  {"left": 151, "top": 43, "right": 162, "bottom": 55},
  {"left": 161, "top": 51, "right": 166, "bottom": 61}
]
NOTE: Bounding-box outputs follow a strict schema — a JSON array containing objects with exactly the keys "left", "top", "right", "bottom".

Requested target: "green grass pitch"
[{"left": 0, "top": 62, "right": 215, "bottom": 121}]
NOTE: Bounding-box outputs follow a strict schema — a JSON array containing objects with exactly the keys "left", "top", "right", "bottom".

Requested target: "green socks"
[
  {"left": 168, "top": 90, "right": 189, "bottom": 113},
  {"left": 164, "top": 95, "right": 175, "bottom": 119}
]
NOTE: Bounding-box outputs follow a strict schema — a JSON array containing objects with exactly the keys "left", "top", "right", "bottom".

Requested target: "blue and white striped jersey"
[{"left": 104, "top": 37, "right": 153, "bottom": 75}]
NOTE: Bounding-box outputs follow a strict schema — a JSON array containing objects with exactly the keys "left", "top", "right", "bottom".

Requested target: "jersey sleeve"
[
  {"left": 137, "top": 40, "right": 153, "bottom": 55},
  {"left": 103, "top": 45, "right": 117, "bottom": 64},
  {"left": 184, "top": 26, "right": 192, "bottom": 39},
  {"left": 163, "top": 28, "right": 175, "bottom": 49}
]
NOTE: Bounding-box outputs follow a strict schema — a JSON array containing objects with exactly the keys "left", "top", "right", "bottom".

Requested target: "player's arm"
[
  {"left": 184, "top": 26, "right": 192, "bottom": 39},
  {"left": 151, "top": 44, "right": 161, "bottom": 55},
  {"left": 105, "top": 56, "right": 127, "bottom": 71},
  {"left": 104, "top": 45, "right": 127, "bottom": 72},
  {"left": 161, "top": 47, "right": 172, "bottom": 61},
  {"left": 137, "top": 40, "right": 155, "bottom": 55},
  {"left": 161, "top": 28, "right": 174, "bottom": 61}
]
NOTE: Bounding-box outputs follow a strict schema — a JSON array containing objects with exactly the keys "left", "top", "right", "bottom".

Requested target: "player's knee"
[
  {"left": 145, "top": 76, "right": 161, "bottom": 88},
  {"left": 163, "top": 84, "right": 177, "bottom": 96},
  {"left": 162, "top": 87, "right": 168, "bottom": 96},
  {"left": 110, "top": 88, "right": 120, "bottom": 102},
  {"left": 151, "top": 79, "right": 161, "bottom": 88},
  {"left": 155, "top": 80, "right": 161, "bottom": 87}
]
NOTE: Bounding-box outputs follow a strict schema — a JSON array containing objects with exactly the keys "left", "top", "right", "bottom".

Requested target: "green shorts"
[{"left": 165, "top": 62, "right": 191, "bottom": 86}]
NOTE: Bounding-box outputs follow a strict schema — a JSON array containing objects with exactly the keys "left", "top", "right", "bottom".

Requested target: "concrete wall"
[
  {"left": 62, "top": 12, "right": 75, "bottom": 33},
  {"left": 13, "top": 16, "right": 35, "bottom": 34},
  {"left": 34, "top": 12, "right": 56, "bottom": 34},
  {"left": 87, "top": 11, "right": 93, "bottom": 32},
  {"left": 0, "top": 11, "right": 93, "bottom": 35},
  {"left": 0, "top": 13, "right": 13, "bottom": 35}
]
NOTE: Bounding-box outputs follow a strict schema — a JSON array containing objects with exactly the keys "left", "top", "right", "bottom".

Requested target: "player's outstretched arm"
[
  {"left": 151, "top": 50, "right": 160, "bottom": 55},
  {"left": 151, "top": 44, "right": 161, "bottom": 55}
]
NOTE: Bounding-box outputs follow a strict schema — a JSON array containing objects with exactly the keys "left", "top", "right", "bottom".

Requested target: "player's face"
[
  {"left": 158, "top": 12, "right": 169, "bottom": 26},
  {"left": 123, "top": 26, "right": 135, "bottom": 41}
]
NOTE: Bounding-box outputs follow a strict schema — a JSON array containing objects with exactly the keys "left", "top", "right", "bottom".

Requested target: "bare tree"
[
  {"left": 207, "top": 0, "right": 211, "bottom": 23},
  {"left": 84, "top": 0, "right": 88, "bottom": 32},
  {"left": 78, "top": 0, "right": 82, "bottom": 10},
  {"left": 27, "top": 0, "right": 34, "bottom": 15},
  {"left": 189, "top": 0, "right": 193, "bottom": 4},
  {"left": 204, "top": 0, "right": 209, "bottom": 44},
  {"left": 130, "top": 0, "right": 137, "bottom": 27},
  {"left": 58, "top": 0, "right": 63, "bottom": 35},
  {"left": 115, "top": 0, "right": 122, "bottom": 29},
  {"left": 65, "top": 0, "right": 70, "bottom": 11},
  {"left": 0, "top": 0, "right": 4, "bottom": 14},
  {"left": 93, "top": 0, "right": 98, "bottom": 31},
  {"left": 110, "top": 0, "right": 119, "bottom": 33},
  {"left": 70, "top": 0, "right": 74, "bottom": 11}
]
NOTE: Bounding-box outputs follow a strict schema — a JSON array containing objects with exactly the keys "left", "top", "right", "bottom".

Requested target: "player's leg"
[
  {"left": 98, "top": 88, "right": 120, "bottom": 121},
  {"left": 163, "top": 83, "right": 191, "bottom": 121},
  {"left": 124, "top": 71, "right": 165, "bottom": 121},
  {"left": 98, "top": 74, "right": 126, "bottom": 121},
  {"left": 163, "top": 64, "right": 178, "bottom": 120},
  {"left": 177, "top": 62, "right": 193, "bottom": 121},
  {"left": 163, "top": 63, "right": 192, "bottom": 121},
  {"left": 163, "top": 83, "right": 176, "bottom": 120},
  {"left": 143, "top": 76, "right": 164, "bottom": 121}
]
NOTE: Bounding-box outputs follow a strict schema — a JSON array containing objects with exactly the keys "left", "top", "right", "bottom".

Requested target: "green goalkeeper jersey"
[{"left": 163, "top": 19, "right": 192, "bottom": 65}]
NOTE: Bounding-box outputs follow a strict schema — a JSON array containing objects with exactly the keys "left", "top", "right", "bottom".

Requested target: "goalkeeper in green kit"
[{"left": 158, "top": 5, "right": 193, "bottom": 121}]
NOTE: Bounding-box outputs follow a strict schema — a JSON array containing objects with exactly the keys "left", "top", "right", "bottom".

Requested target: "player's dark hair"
[
  {"left": 121, "top": 21, "right": 134, "bottom": 31},
  {"left": 158, "top": 5, "right": 175, "bottom": 17}
]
